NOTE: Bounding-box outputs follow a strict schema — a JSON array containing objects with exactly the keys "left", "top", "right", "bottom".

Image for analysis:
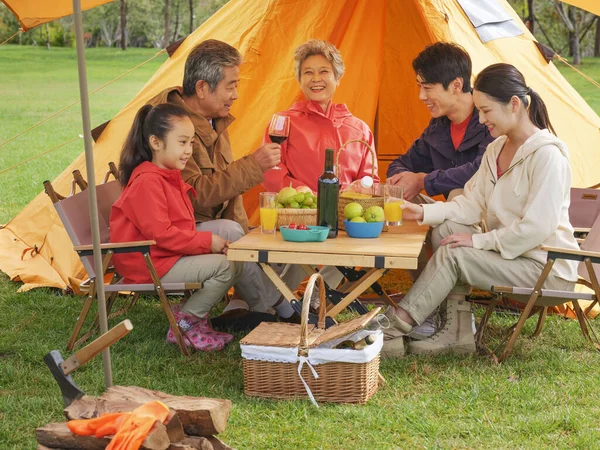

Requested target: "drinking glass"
[
  {"left": 268, "top": 114, "right": 290, "bottom": 171},
  {"left": 259, "top": 192, "right": 278, "bottom": 234},
  {"left": 384, "top": 184, "right": 403, "bottom": 226}
]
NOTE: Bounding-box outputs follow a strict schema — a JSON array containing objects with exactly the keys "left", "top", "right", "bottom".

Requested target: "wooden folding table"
[{"left": 227, "top": 221, "right": 429, "bottom": 321}]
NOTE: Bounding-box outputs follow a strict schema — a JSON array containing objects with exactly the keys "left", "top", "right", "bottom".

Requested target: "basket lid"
[{"left": 240, "top": 307, "right": 381, "bottom": 348}]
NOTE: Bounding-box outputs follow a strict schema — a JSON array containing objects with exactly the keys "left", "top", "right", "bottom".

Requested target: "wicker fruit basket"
[
  {"left": 276, "top": 208, "right": 317, "bottom": 229},
  {"left": 335, "top": 139, "right": 385, "bottom": 231},
  {"left": 240, "top": 274, "right": 382, "bottom": 405}
]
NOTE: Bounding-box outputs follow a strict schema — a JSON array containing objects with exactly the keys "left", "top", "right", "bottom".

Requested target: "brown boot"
[{"left": 407, "top": 296, "right": 475, "bottom": 355}]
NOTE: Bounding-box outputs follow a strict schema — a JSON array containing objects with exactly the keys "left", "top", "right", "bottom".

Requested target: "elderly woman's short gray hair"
[
  {"left": 293, "top": 39, "right": 345, "bottom": 82},
  {"left": 183, "top": 39, "right": 242, "bottom": 95}
]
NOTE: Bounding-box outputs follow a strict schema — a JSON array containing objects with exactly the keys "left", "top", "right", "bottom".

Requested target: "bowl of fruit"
[
  {"left": 279, "top": 224, "right": 329, "bottom": 242},
  {"left": 343, "top": 202, "right": 385, "bottom": 238},
  {"left": 275, "top": 184, "right": 318, "bottom": 229}
]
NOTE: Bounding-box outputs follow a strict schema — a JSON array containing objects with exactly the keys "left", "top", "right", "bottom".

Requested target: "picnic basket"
[
  {"left": 336, "top": 139, "right": 385, "bottom": 231},
  {"left": 240, "top": 273, "right": 382, "bottom": 405},
  {"left": 276, "top": 208, "right": 317, "bottom": 229}
]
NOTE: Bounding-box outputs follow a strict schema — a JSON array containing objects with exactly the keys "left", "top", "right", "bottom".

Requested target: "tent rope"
[
  {"left": 0, "top": 49, "right": 167, "bottom": 150},
  {"left": 0, "top": 28, "right": 22, "bottom": 46},
  {"left": 0, "top": 136, "right": 81, "bottom": 176},
  {"left": 554, "top": 54, "right": 600, "bottom": 90}
]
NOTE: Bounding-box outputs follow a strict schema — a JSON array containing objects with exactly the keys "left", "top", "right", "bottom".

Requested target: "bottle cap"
[{"left": 360, "top": 176, "right": 374, "bottom": 189}]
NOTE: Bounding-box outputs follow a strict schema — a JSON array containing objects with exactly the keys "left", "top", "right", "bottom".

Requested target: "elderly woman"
[{"left": 263, "top": 39, "right": 379, "bottom": 192}]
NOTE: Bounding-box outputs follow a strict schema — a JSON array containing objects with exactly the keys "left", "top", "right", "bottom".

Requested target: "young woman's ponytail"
[
  {"left": 474, "top": 63, "right": 556, "bottom": 136},
  {"left": 118, "top": 103, "right": 191, "bottom": 187},
  {"left": 527, "top": 88, "right": 556, "bottom": 135}
]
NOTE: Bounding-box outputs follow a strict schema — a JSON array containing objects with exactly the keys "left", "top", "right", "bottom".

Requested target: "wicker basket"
[
  {"left": 335, "top": 139, "right": 385, "bottom": 231},
  {"left": 276, "top": 208, "right": 317, "bottom": 229},
  {"left": 240, "top": 274, "right": 381, "bottom": 405}
]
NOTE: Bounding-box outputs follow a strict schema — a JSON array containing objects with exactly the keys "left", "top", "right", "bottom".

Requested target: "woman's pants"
[{"left": 400, "top": 220, "right": 575, "bottom": 325}]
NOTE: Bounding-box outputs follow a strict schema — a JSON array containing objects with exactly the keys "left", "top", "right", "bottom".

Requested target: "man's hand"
[
  {"left": 252, "top": 143, "right": 281, "bottom": 173},
  {"left": 210, "top": 234, "right": 231, "bottom": 254},
  {"left": 440, "top": 233, "right": 473, "bottom": 248},
  {"left": 400, "top": 201, "right": 424, "bottom": 221},
  {"left": 387, "top": 172, "right": 426, "bottom": 200}
]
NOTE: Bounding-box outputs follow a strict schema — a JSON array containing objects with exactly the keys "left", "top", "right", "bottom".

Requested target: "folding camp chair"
[
  {"left": 43, "top": 166, "right": 200, "bottom": 357},
  {"left": 477, "top": 213, "right": 600, "bottom": 363},
  {"left": 569, "top": 186, "right": 600, "bottom": 243}
]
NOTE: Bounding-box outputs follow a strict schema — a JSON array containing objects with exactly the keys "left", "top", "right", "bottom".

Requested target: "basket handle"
[
  {"left": 334, "top": 139, "right": 376, "bottom": 187},
  {"left": 299, "top": 273, "right": 327, "bottom": 356}
]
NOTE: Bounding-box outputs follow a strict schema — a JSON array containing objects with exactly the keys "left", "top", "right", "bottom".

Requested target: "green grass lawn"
[{"left": 1, "top": 47, "right": 600, "bottom": 449}]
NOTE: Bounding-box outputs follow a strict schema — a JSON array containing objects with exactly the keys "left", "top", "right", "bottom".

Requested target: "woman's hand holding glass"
[{"left": 400, "top": 201, "right": 424, "bottom": 221}]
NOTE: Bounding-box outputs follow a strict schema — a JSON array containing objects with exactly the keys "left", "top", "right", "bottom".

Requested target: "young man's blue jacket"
[{"left": 387, "top": 109, "right": 494, "bottom": 198}]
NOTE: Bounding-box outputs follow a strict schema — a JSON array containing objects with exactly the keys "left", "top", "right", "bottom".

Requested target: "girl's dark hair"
[
  {"left": 119, "top": 103, "right": 191, "bottom": 186},
  {"left": 474, "top": 63, "right": 556, "bottom": 135}
]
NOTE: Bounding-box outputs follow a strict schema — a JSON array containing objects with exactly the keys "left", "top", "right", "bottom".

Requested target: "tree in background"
[
  {"left": 120, "top": 0, "right": 127, "bottom": 50},
  {"left": 164, "top": 0, "right": 170, "bottom": 48}
]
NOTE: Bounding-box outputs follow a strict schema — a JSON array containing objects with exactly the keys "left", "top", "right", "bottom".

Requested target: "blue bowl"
[
  {"left": 344, "top": 220, "right": 384, "bottom": 238},
  {"left": 280, "top": 225, "right": 329, "bottom": 242}
]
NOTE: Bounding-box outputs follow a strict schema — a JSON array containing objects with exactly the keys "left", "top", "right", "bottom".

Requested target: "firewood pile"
[{"left": 35, "top": 386, "right": 235, "bottom": 450}]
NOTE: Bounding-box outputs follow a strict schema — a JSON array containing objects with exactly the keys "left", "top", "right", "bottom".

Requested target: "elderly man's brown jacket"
[{"left": 147, "top": 87, "right": 264, "bottom": 232}]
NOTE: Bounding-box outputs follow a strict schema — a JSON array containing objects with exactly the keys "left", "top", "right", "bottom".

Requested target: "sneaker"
[{"left": 166, "top": 312, "right": 233, "bottom": 352}]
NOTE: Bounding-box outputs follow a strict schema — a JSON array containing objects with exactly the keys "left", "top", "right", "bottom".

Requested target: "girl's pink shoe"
[{"left": 165, "top": 311, "right": 233, "bottom": 352}]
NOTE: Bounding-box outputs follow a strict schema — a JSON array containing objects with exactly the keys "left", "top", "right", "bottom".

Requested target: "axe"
[{"left": 44, "top": 320, "right": 133, "bottom": 407}]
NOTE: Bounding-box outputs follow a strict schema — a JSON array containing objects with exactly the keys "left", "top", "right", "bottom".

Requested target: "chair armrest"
[
  {"left": 541, "top": 245, "right": 600, "bottom": 259},
  {"left": 573, "top": 227, "right": 591, "bottom": 234},
  {"left": 74, "top": 241, "right": 156, "bottom": 256}
]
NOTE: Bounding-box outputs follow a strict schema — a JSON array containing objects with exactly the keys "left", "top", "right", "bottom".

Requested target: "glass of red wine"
[{"left": 268, "top": 114, "right": 290, "bottom": 170}]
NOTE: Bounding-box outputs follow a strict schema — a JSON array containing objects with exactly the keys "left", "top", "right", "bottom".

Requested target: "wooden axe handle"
[{"left": 61, "top": 320, "right": 133, "bottom": 375}]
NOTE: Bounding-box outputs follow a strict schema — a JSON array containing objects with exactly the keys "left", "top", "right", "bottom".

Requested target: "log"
[
  {"left": 65, "top": 386, "right": 231, "bottom": 436},
  {"left": 36, "top": 421, "right": 170, "bottom": 450}
]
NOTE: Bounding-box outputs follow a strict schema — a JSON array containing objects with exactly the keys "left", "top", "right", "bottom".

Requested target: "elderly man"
[{"left": 147, "top": 39, "right": 296, "bottom": 320}]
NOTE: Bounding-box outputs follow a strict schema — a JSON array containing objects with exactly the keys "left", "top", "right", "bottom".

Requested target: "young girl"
[
  {"left": 382, "top": 63, "right": 580, "bottom": 358},
  {"left": 110, "top": 103, "right": 243, "bottom": 352}
]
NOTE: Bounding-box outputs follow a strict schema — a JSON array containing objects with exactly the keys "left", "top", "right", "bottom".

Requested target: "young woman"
[
  {"left": 110, "top": 103, "right": 243, "bottom": 352},
  {"left": 262, "top": 39, "right": 379, "bottom": 192},
  {"left": 382, "top": 63, "right": 580, "bottom": 358}
]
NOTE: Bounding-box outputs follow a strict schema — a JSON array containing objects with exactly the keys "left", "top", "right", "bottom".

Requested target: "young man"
[
  {"left": 383, "top": 43, "right": 493, "bottom": 357},
  {"left": 387, "top": 42, "right": 493, "bottom": 201},
  {"left": 147, "top": 40, "right": 297, "bottom": 321}
]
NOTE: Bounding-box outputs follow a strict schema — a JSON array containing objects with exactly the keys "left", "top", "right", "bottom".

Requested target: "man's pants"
[{"left": 399, "top": 220, "right": 575, "bottom": 325}]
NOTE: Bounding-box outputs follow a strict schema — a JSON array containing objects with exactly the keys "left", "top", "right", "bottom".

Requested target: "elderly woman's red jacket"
[
  {"left": 262, "top": 100, "right": 379, "bottom": 192},
  {"left": 110, "top": 161, "right": 212, "bottom": 283}
]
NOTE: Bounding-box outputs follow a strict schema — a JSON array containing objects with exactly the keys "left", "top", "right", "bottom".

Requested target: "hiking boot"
[
  {"left": 381, "top": 306, "right": 413, "bottom": 358},
  {"left": 407, "top": 296, "right": 476, "bottom": 355}
]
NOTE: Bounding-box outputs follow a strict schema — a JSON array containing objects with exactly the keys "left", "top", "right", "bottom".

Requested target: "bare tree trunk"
[
  {"left": 568, "top": 6, "right": 581, "bottom": 64},
  {"left": 120, "top": 0, "right": 127, "bottom": 51},
  {"left": 189, "top": 0, "right": 194, "bottom": 34},
  {"left": 595, "top": 16, "right": 600, "bottom": 57},
  {"left": 172, "top": 0, "right": 180, "bottom": 42},
  {"left": 164, "top": 0, "right": 171, "bottom": 48},
  {"left": 45, "top": 24, "right": 51, "bottom": 49},
  {"left": 527, "top": 0, "right": 534, "bottom": 33}
]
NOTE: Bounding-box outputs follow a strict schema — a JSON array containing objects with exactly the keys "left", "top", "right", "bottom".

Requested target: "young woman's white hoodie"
[{"left": 422, "top": 129, "right": 579, "bottom": 282}]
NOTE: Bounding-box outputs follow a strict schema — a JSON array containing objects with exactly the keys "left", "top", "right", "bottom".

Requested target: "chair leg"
[
  {"left": 67, "top": 279, "right": 97, "bottom": 351},
  {"left": 531, "top": 307, "right": 548, "bottom": 338},
  {"left": 498, "top": 259, "right": 555, "bottom": 363},
  {"left": 475, "top": 294, "right": 499, "bottom": 347},
  {"left": 143, "top": 254, "right": 191, "bottom": 357}
]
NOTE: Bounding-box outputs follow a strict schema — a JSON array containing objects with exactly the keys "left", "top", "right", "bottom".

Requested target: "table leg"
[{"left": 326, "top": 268, "right": 386, "bottom": 318}]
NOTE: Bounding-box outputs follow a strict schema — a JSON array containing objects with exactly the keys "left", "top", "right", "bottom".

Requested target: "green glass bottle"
[{"left": 317, "top": 148, "right": 339, "bottom": 239}]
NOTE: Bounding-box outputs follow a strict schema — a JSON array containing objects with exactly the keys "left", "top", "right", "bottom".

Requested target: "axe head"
[{"left": 43, "top": 350, "right": 85, "bottom": 407}]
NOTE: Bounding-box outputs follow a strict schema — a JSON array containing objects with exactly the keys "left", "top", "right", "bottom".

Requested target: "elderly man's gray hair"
[{"left": 183, "top": 39, "right": 242, "bottom": 95}]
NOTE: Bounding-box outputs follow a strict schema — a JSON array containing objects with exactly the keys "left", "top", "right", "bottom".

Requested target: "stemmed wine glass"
[{"left": 268, "top": 114, "right": 290, "bottom": 170}]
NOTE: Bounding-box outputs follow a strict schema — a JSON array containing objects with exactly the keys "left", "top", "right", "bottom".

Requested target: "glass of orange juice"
[
  {"left": 259, "top": 192, "right": 278, "bottom": 234},
  {"left": 384, "top": 185, "right": 403, "bottom": 226}
]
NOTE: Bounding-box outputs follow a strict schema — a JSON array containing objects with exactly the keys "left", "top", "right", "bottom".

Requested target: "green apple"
[
  {"left": 344, "top": 202, "right": 364, "bottom": 220},
  {"left": 363, "top": 205, "right": 385, "bottom": 223},
  {"left": 350, "top": 216, "right": 367, "bottom": 223}
]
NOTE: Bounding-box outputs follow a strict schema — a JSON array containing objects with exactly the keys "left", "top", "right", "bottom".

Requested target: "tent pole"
[{"left": 72, "top": 0, "right": 113, "bottom": 388}]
